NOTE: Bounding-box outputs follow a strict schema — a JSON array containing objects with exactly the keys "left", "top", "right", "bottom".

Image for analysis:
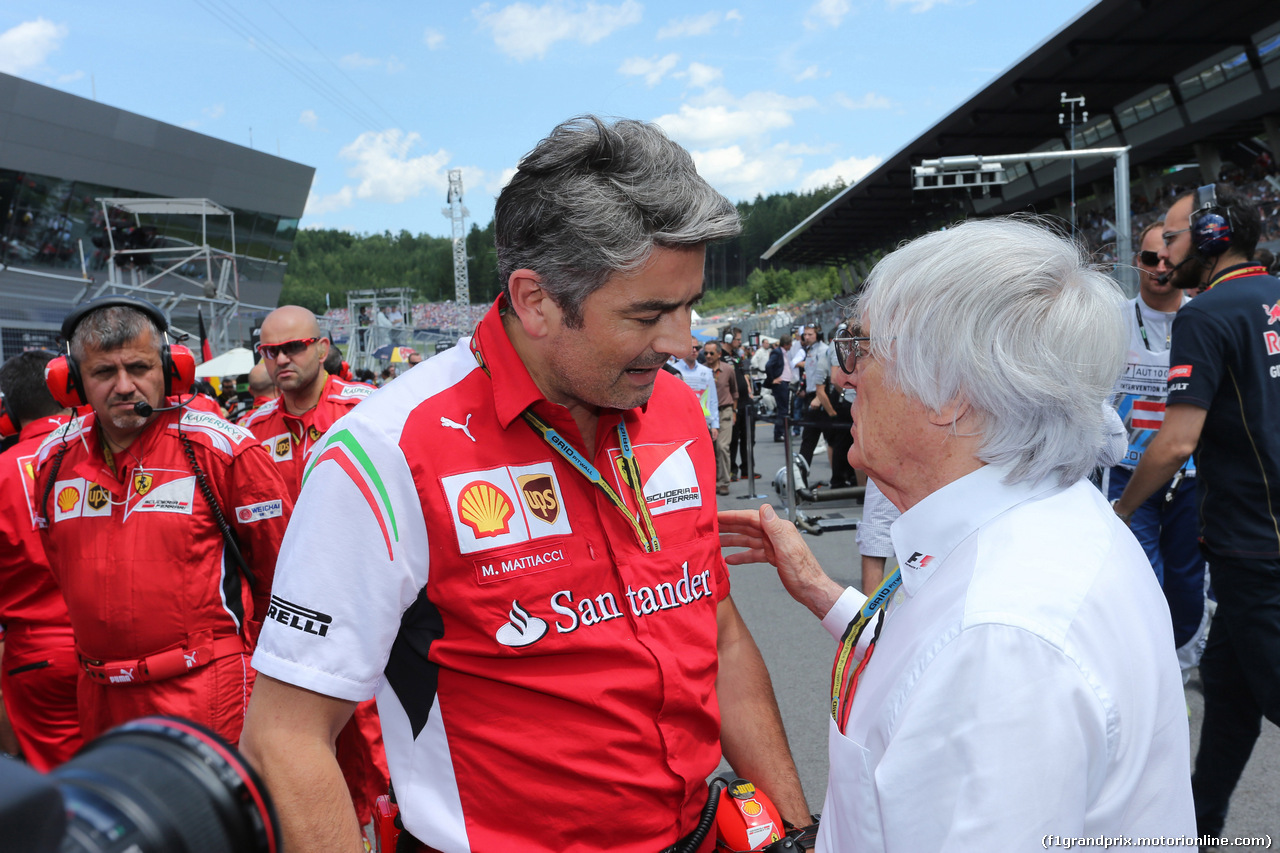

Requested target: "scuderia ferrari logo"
[{"left": 132, "top": 472, "right": 154, "bottom": 496}]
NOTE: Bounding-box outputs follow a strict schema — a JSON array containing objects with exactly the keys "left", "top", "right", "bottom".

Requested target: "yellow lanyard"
[
  {"left": 1205, "top": 265, "right": 1267, "bottom": 292},
  {"left": 470, "top": 336, "right": 661, "bottom": 553},
  {"left": 830, "top": 567, "right": 901, "bottom": 732}
]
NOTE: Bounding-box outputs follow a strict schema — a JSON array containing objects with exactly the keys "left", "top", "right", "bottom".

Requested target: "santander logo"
[{"left": 494, "top": 600, "right": 548, "bottom": 648}]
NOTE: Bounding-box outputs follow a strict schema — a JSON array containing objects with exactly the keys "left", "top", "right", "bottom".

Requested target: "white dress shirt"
[{"left": 817, "top": 464, "right": 1194, "bottom": 850}]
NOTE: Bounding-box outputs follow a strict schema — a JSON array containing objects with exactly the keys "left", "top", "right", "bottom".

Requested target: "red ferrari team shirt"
[
  {"left": 34, "top": 407, "right": 292, "bottom": 661},
  {"left": 242, "top": 373, "right": 374, "bottom": 493},
  {"left": 0, "top": 416, "right": 72, "bottom": 632},
  {"left": 254, "top": 302, "right": 729, "bottom": 853}
]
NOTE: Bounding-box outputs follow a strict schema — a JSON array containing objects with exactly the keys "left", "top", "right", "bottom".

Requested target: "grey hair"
[
  {"left": 855, "top": 216, "right": 1127, "bottom": 486},
  {"left": 495, "top": 114, "right": 740, "bottom": 327},
  {"left": 69, "top": 306, "right": 163, "bottom": 362}
]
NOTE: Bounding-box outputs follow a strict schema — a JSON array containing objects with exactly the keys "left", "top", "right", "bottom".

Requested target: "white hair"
[{"left": 855, "top": 216, "right": 1127, "bottom": 486}]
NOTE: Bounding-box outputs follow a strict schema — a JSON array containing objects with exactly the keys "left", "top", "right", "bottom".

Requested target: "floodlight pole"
[
  {"left": 914, "top": 145, "right": 1136, "bottom": 295},
  {"left": 1060, "top": 93, "right": 1087, "bottom": 238}
]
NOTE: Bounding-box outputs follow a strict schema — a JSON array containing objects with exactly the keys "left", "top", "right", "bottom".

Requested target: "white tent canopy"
[{"left": 194, "top": 347, "right": 256, "bottom": 378}]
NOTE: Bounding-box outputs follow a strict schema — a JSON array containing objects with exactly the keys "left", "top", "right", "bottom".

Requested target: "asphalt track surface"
[{"left": 715, "top": 414, "right": 1279, "bottom": 840}]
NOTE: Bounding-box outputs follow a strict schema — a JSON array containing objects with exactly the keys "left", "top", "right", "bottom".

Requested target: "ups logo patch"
[{"left": 518, "top": 473, "right": 559, "bottom": 525}]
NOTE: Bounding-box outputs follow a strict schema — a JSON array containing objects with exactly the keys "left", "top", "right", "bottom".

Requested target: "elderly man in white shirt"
[{"left": 721, "top": 217, "right": 1194, "bottom": 850}]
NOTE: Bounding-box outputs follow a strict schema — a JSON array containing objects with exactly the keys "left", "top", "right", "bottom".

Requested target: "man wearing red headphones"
[{"left": 33, "top": 296, "right": 292, "bottom": 745}]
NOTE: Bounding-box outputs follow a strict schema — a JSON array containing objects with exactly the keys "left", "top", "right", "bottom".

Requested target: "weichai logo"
[
  {"left": 303, "top": 428, "right": 399, "bottom": 559},
  {"left": 458, "top": 481, "right": 515, "bottom": 538}
]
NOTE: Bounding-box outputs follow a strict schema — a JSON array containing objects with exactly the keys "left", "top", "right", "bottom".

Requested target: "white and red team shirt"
[
  {"left": 242, "top": 373, "right": 374, "bottom": 493},
  {"left": 34, "top": 408, "right": 292, "bottom": 663},
  {"left": 253, "top": 302, "right": 730, "bottom": 853},
  {"left": 1110, "top": 294, "right": 1193, "bottom": 472}
]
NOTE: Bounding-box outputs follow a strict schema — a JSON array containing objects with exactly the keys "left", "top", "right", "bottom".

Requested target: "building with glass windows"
[{"left": 0, "top": 71, "right": 314, "bottom": 361}]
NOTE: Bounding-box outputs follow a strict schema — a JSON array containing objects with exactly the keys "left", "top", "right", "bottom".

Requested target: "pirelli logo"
[{"left": 266, "top": 595, "right": 333, "bottom": 638}]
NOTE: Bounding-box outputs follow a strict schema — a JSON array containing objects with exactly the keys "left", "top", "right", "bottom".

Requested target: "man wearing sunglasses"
[
  {"left": 241, "top": 305, "right": 385, "bottom": 831},
  {"left": 243, "top": 306, "right": 373, "bottom": 495},
  {"left": 1103, "top": 221, "right": 1205, "bottom": 677},
  {"left": 1113, "top": 185, "right": 1280, "bottom": 839}
]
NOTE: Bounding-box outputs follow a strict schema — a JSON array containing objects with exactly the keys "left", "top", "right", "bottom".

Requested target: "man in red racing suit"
[
  {"left": 0, "top": 351, "right": 82, "bottom": 769},
  {"left": 243, "top": 304, "right": 386, "bottom": 827},
  {"left": 35, "top": 300, "right": 291, "bottom": 745}
]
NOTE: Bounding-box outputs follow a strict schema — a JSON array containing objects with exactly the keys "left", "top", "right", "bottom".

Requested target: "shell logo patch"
[
  {"left": 133, "top": 472, "right": 154, "bottom": 496},
  {"left": 458, "top": 481, "right": 515, "bottom": 538},
  {"left": 56, "top": 485, "right": 80, "bottom": 513},
  {"left": 441, "top": 462, "right": 574, "bottom": 555}
]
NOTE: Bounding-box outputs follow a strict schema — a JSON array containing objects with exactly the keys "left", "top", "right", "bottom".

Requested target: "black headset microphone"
[
  {"left": 1156, "top": 255, "right": 1196, "bottom": 287},
  {"left": 133, "top": 392, "right": 197, "bottom": 418}
]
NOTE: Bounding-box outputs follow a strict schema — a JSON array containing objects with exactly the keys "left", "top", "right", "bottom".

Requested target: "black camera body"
[{"left": 0, "top": 716, "right": 279, "bottom": 853}]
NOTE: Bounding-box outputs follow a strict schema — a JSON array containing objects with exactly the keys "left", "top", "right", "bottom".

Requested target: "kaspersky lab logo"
[{"left": 302, "top": 428, "right": 399, "bottom": 559}]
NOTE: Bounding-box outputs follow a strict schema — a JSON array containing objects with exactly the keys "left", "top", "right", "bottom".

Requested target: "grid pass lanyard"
[
  {"left": 1205, "top": 265, "right": 1267, "bottom": 292},
  {"left": 470, "top": 335, "right": 660, "bottom": 553},
  {"left": 830, "top": 567, "right": 901, "bottom": 733}
]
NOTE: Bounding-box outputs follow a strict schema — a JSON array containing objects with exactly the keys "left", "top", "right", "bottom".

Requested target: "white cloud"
[
  {"left": 340, "top": 52, "right": 404, "bottom": 73},
  {"left": 487, "top": 167, "right": 519, "bottom": 197},
  {"left": 801, "top": 154, "right": 882, "bottom": 191},
  {"left": 0, "top": 18, "right": 68, "bottom": 75},
  {"left": 619, "top": 53, "right": 680, "bottom": 87},
  {"left": 796, "top": 65, "right": 825, "bottom": 82},
  {"left": 339, "top": 52, "right": 382, "bottom": 69},
  {"left": 305, "top": 186, "right": 355, "bottom": 217},
  {"left": 889, "top": 0, "right": 954, "bottom": 11},
  {"left": 299, "top": 109, "right": 319, "bottom": 129},
  {"left": 203, "top": 103, "right": 225, "bottom": 120},
  {"left": 56, "top": 70, "right": 84, "bottom": 84},
  {"left": 657, "top": 11, "right": 739, "bottom": 39},
  {"left": 682, "top": 62, "right": 722, "bottom": 89},
  {"left": 339, "top": 129, "right": 452, "bottom": 204},
  {"left": 804, "top": 0, "right": 850, "bottom": 29},
  {"left": 424, "top": 28, "right": 445, "bottom": 49},
  {"left": 474, "top": 0, "right": 642, "bottom": 60},
  {"left": 653, "top": 89, "right": 817, "bottom": 148},
  {"left": 835, "top": 91, "right": 891, "bottom": 110},
  {"left": 691, "top": 144, "right": 804, "bottom": 200}
]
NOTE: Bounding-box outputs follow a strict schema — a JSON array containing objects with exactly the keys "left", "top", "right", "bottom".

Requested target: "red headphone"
[
  {"left": 0, "top": 392, "right": 17, "bottom": 439},
  {"left": 45, "top": 296, "right": 196, "bottom": 408}
]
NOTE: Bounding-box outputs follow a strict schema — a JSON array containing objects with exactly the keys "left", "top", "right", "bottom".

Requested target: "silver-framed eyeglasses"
[{"left": 832, "top": 333, "right": 872, "bottom": 374}]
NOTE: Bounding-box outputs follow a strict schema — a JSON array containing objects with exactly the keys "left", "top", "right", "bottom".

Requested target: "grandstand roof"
[{"left": 765, "top": 0, "right": 1280, "bottom": 265}]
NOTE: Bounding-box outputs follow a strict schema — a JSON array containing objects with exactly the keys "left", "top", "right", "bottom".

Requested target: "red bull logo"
[{"left": 1265, "top": 301, "right": 1280, "bottom": 326}]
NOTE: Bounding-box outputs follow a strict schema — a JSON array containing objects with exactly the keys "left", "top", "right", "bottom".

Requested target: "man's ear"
[
  {"left": 507, "top": 269, "right": 558, "bottom": 338},
  {"left": 928, "top": 397, "right": 973, "bottom": 428}
]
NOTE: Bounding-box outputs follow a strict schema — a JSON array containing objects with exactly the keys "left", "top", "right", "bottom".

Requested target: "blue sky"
[{"left": 2, "top": 0, "right": 1094, "bottom": 237}]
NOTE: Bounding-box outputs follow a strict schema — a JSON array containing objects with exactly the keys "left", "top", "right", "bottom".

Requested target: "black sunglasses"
[{"left": 1138, "top": 250, "right": 1161, "bottom": 267}]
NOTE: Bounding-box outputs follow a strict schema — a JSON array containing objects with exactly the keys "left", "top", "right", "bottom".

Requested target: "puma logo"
[{"left": 441, "top": 414, "right": 475, "bottom": 442}]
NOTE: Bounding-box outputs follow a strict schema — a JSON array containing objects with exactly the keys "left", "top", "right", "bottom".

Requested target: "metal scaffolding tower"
[
  {"left": 344, "top": 288, "right": 413, "bottom": 373},
  {"left": 443, "top": 169, "right": 470, "bottom": 306}
]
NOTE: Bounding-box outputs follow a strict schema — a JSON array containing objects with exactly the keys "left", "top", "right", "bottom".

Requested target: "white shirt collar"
[{"left": 889, "top": 463, "right": 1063, "bottom": 597}]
